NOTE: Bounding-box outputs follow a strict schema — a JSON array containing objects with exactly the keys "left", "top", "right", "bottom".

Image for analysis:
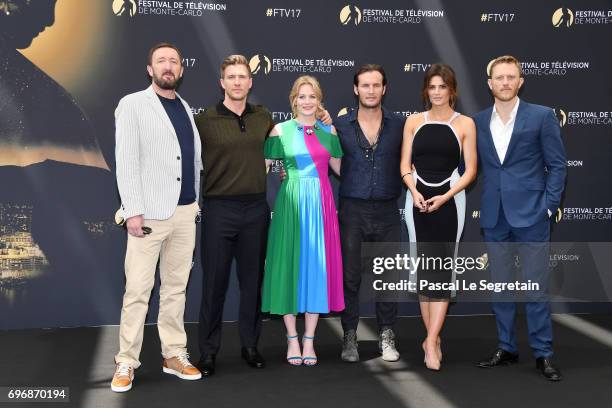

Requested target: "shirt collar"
[
  {"left": 216, "top": 100, "right": 254, "bottom": 117},
  {"left": 347, "top": 106, "right": 394, "bottom": 123},
  {"left": 157, "top": 93, "right": 180, "bottom": 103},
  {"left": 492, "top": 98, "right": 520, "bottom": 122}
]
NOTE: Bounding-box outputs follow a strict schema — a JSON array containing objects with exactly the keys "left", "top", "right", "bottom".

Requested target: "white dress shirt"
[
  {"left": 489, "top": 98, "right": 552, "bottom": 217},
  {"left": 489, "top": 98, "right": 520, "bottom": 164}
]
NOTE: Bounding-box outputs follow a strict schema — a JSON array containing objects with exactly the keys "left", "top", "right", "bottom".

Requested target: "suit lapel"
[
  {"left": 145, "top": 85, "right": 177, "bottom": 137},
  {"left": 176, "top": 92, "right": 202, "bottom": 162},
  {"left": 504, "top": 101, "right": 528, "bottom": 162},
  {"left": 480, "top": 106, "right": 501, "bottom": 166}
]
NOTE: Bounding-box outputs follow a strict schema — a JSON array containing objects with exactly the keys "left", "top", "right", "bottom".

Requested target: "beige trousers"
[{"left": 115, "top": 202, "right": 198, "bottom": 368}]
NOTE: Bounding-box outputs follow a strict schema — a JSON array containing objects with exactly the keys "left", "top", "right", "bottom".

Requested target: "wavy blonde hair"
[{"left": 289, "top": 75, "right": 325, "bottom": 118}]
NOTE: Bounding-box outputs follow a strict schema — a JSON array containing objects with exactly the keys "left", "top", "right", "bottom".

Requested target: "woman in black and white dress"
[{"left": 400, "top": 64, "right": 477, "bottom": 370}]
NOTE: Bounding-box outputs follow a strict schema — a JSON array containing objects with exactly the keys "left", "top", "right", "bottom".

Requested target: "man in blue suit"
[{"left": 474, "top": 56, "right": 566, "bottom": 381}]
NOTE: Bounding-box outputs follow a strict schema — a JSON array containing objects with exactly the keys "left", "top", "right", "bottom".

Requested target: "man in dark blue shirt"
[
  {"left": 158, "top": 94, "right": 195, "bottom": 205},
  {"left": 334, "top": 64, "right": 406, "bottom": 363}
]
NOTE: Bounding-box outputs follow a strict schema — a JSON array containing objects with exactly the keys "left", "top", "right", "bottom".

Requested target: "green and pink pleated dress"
[{"left": 262, "top": 119, "right": 344, "bottom": 315}]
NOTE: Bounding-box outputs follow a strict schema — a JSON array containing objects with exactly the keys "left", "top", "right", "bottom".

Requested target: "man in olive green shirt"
[
  {"left": 196, "top": 55, "right": 332, "bottom": 376},
  {"left": 195, "top": 55, "right": 273, "bottom": 376}
]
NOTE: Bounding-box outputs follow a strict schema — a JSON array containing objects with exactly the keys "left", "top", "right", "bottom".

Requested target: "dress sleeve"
[
  {"left": 328, "top": 133, "right": 343, "bottom": 158},
  {"left": 264, "top": 135, "right": 285, "bottom": 159},
  {"left": 316, "top": 120, "right": 343, "bottom": 158}
]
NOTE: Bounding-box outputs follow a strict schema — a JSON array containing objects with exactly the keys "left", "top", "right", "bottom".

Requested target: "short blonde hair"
[
  {"left": 220, "top": 54, "right": 251, "bottom": 78},
  {"left": 489, "top": 55, "right": 523, "bottom": 78},
  {"left": 289, "top": 75, "right": 325, "bottom": 117}
]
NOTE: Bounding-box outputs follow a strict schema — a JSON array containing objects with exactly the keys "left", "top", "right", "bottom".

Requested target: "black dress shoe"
[
  {"left": 197, "top": 354, "right": 216, "bottom": 377},
  {"left": 241, "top": 346, "right": 265, "bottom": 368},
  {"left": 476, "top": 348, "right": 519, "bottom": 368},
  {"left": 536, "top": 357, "right": 562, "bottom": 381}
]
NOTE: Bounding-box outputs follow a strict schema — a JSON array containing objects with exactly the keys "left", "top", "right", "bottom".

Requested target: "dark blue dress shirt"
[{"left": 335, "top": 107, "right": 406, "bottom": 200}]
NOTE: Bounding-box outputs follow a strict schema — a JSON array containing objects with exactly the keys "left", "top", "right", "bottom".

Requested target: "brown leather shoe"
[
  {"left": 163, "top": 352, "right": 202, "bottom": 380},
  {"left": 111, "top": 363, "right": 134, "bottom": 392}
]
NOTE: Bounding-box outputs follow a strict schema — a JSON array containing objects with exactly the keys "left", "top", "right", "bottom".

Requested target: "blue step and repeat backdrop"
[{"left": 1, "top": 0, "right": 611, "bottom": 329}]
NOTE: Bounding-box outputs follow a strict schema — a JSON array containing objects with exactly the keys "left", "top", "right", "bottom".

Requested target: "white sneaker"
[
  {"left": 379, "top": 328, "right": 400, "bottom": 362},
  {"left": 111, "top": 362, "right": 134, "bottom": 392}
]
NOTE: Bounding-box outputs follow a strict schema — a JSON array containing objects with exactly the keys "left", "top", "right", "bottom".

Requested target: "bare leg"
[
  {"left": 422, "top": 299, "right": 448, "bottom": 370},
  {"left": 283, "top": 314, "right": 301, "bottom": 365},
  {"left": 420, "top": 295, "right": 442, "bottom": 361},
  {"left": 427, "top": 300, "right": 449, "bottom": 344},
  {"left": 303, "top": 312, "right": 319, "bottom": 365},
  {"left": 419, "top": 295, "right": 431, "bottom": 332}
]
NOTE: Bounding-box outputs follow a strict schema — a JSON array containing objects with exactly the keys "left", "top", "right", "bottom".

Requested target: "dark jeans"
[
  {"left": 198, "top": 197, "right": 269, "bottom": 355},
  {"left": 339, "top": 197, "right": 400, "bottom": 333}
]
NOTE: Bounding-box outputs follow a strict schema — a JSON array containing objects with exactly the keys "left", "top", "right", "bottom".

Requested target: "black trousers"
[
  {"left": 339, "top": 197, "right": 400, "bottom": 332},
  {"left": 198, "top": 197, "right": 269, "bottom": 355}
]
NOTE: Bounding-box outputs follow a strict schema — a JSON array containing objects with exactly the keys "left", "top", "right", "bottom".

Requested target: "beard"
[
  {"left": 358, "top": 96, "right": 382, "bottom": 109},
  {"left": 493, "top": 88, "right": 519, "bottom": 102},
  {"left": 153, "top": 71, "right": 180, "bottom": 90}
]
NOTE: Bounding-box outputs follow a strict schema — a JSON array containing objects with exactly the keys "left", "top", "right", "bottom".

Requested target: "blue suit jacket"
[{"left": 474, "top": 101, "right": 566, "bottom": 228}]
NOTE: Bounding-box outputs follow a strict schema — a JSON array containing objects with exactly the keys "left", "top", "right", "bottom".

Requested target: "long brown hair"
[{"left": 421, "top": 63, "right": 458, "bottom": 109}]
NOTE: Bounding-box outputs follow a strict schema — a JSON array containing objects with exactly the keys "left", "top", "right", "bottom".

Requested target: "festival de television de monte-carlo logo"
[
  {"left": 113, "top": 0, "right": 137, "bottom": 18},
  {"left": 249, "top": 54, "right": 272, "bottom": 75},
  {"left": 339, "top": 5, "right": 362, "bottom": 25}
]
